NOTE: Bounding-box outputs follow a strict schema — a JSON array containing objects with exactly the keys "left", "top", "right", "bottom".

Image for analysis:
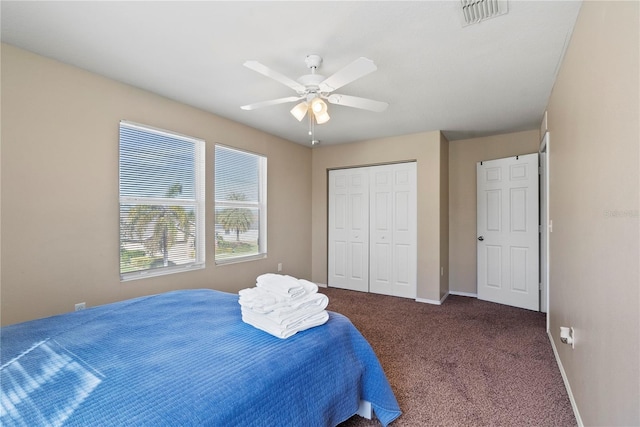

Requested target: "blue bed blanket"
[{"left": 1, "top": 289, "right": 401, "bottom": 426}]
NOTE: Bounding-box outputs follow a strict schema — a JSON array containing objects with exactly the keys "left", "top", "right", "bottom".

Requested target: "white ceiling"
[{"left": 1, "top": 1, "right": 582, "bottom": 146}]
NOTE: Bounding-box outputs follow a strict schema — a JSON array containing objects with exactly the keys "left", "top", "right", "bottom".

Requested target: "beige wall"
[
  {"left": 311, "top": 131, "right": 446, "bottom": 302},
  {"left": 545, "top": 2, "right": 639, "bottom": 425},
  {"left": 1, "top": 44, "right": 312, "bottom": 326},
  {"left": 448, "top": 129, "right": 540, "bottom": 295}
]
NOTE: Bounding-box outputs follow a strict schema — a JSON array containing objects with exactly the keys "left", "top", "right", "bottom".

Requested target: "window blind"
[
  {"left": 214, "top": 144, "right": 267, "bottom": 262},
  {"left": 119, "top": 121, "right": 205, "bottom": 280}
]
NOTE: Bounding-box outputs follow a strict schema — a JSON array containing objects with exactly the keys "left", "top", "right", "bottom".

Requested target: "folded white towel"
[
  {"left": 238, "top": 287, "right": 287, "bottom": 313},
  {"left": 262, "top": 293, "right": 328, "bottom": 324},
  {"left": 242, "top": 308, "right": 329, "bottom": 339},
  {"left": 241, "top": 305, "right": 327, "bottom": 332},
  {"left": 256, "top": 274, "right": 306, "bottom": 298},
  {"left": 239, "top": 280, "right": 323, "bottom": 315},
  {"left": 298, "top": 279, "right": 318, "bottom": 295}
]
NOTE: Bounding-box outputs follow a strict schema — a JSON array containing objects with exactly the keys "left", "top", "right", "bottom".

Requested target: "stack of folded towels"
[{"left": 239, "top": 273, "right": 329, "bottom": 339}]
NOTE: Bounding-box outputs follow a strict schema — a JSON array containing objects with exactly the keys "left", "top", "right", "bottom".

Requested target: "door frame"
[{"left": 539, "top": 132, "right": 550, "bottom": 327}]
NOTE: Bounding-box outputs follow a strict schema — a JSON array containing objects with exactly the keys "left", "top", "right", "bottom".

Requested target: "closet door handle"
[{"left": 478, "top": 236, "right": 484, "bottom": 241}]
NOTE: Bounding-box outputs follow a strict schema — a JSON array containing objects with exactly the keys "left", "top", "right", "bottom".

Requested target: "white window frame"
[
  {"left": 214, "top": 144, "right": 267, "bottom": 265},
  {"left": 119, "top": 121, "right": 205, "bottom": 281}
]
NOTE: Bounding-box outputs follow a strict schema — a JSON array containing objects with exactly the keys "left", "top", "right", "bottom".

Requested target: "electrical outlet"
[
  {"left": 277, "top": 263, "right": 283, "bottom": 272},
  {"left": 75, "top": 302, "right": 86, "bottom": 311}
]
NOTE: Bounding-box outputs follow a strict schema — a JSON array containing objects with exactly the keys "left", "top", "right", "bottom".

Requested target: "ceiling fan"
[{"left": 240, "top": 54, "right": 388, "bottom": 126}]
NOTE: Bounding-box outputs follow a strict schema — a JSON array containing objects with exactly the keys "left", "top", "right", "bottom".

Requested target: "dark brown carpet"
[{"left": 323, "top": 287, "right": 576, "bottom": 427}]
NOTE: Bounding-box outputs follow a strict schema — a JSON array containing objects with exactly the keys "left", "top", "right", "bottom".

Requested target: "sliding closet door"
[
  {"left": 369, "top": 163, "right": 417, "bottom": 298},
  {"left": 328, "top": 168, "right": 370, "bottom": 292}
]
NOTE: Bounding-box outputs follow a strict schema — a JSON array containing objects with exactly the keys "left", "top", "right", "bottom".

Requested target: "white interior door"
[
  {"left": 477, "top": 153, "right": 539, "bottom": 311},
  {"left": 369, "top": 163, "right": 417, "bottom": 298},
  {"left": 328, "top": 168, "right": 369, "bottom": 292}
]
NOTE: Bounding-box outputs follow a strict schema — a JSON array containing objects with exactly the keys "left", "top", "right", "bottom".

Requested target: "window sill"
[
  {"left": 121, "top": 262, "right": 205, "bottom": 282},
  {"left": 215, "top": 253, "right": 267, "bottom": 266}
]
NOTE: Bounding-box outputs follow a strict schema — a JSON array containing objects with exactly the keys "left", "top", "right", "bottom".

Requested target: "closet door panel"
[
  {"left": 370, "top": 166, "right": 394, "bottom": 295},
  {"left": 328, "top": 168, "right": 369, "bottom": 292},
  {"left": 390, "top": 164, "right": 417, "bottom": 298},
  {"left": 370, "top": 163, "right": 417, "bottom": 298}
]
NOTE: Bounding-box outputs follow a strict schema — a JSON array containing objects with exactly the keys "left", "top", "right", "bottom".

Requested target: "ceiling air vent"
[{"left": 460, "top": 0, "right": 508, "bottom": 26}]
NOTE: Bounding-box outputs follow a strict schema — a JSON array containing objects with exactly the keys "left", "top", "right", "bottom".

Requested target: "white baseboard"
[
  {"left": 548, "top": 330, "right": 583, "bottom": 426},
  {"left": 449, "top": 291, "right": 478, "bottom": 298},
  {"left": 416, "top": 292, "right": 449, "bottom": 305},
  {"left": 316, "top": 282, "right": 327, "bottom": 288}
]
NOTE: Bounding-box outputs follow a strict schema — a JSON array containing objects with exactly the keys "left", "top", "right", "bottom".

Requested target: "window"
[
  {"left": 119, "top": 121, "right": 205, "bottom": 280},
  {"left": 215, "top": 144, "right": 267, "bottom": 263}
]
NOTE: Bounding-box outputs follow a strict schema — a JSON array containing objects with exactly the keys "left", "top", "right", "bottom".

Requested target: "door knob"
[{"left": 477, "top": 236, "right": 484, "bottom": 241}]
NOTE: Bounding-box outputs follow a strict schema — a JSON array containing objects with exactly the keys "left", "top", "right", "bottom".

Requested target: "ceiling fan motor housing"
[
  {"left": 305, "top": 54, "right": 322, "bottom": 70},
  {"left": 297, "top": 74, "right": 326, "bottom": 97},
  {"left": 298, "top": 55, "right": 326, "bottom": 96}
]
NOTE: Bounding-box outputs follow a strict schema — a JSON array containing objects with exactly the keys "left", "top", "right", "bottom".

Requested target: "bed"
[{"left": 1, "top": 289, "right": 401, "bottom": 426}]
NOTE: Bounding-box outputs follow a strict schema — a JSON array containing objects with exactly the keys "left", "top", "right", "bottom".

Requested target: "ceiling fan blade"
[
  {"left": 326, "top": 94, "right": 388, "bottom": 112},
  {"left": 243, "top": 60, "right": 306, "bottom": 93},
  {"left": 241, "top": 96, "right": 303, "bottom": 111},
  {"left": 319, "top": 57, "right": 378, "bottom": 92}
]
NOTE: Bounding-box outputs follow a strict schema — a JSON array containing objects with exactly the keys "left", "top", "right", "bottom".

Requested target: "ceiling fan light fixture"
[
  {"left": 311, "top": 98, "right": 327, "bottom": 114},
  {"left": 290, "top": 101, "right": 309, "bottom": 121},
  {"left": 314, "top": 111, "right": 330, "bottom": 124},
  {"left": 310, "top": 98, "right": 330, "bottom": 124}
]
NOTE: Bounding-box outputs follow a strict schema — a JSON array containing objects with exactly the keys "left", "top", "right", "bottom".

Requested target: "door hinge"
[{"left": 538, "top": 166, "right": 542, "bottom": 174}]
